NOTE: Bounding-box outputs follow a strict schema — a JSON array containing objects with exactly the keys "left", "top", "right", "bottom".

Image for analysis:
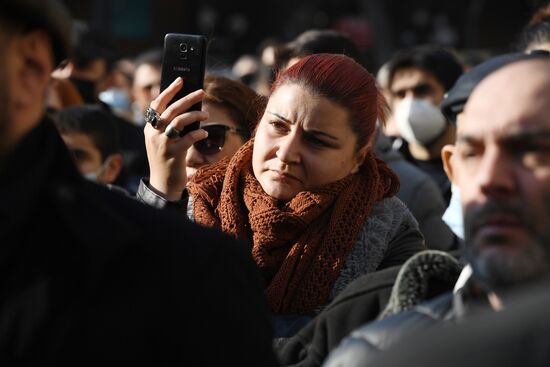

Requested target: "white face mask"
[
  {"left": 83, "top": 157, "right": 110, "bottom": 183},
  {"left": 394, "top": 97, "right": 447, "bottom": 146}
]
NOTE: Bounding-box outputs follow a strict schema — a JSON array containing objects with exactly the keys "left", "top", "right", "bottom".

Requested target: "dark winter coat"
[
  {"left": 375, "top": 134, "right": 458, "bottom": 251},
  {"left": 277, "top": 250, "right": 462, "bottom": 367},
  {"left": 0, "top": 117, "right": 278, "bottom": 366}
]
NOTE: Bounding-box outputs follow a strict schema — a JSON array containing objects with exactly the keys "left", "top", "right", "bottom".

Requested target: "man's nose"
[{"left": 477, "top": 147, "right": 517, "bottom": 199}]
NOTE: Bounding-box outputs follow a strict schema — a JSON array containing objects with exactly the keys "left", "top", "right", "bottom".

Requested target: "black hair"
[
  {"left": 275, "top": 29, "right": 362, "bottom": 69},
  {"left": 133, "top": 48, "right": 163, "bottom": 68},
  {"left": 514, "top": 3, "right": 550, "bottom": 52},
  {"left": 0, "top": 1, "right": 72, "bottom": 66},
  {"left": 387, "top": 44, "right": 463, "bottom": 92},
  {"left": 69, "top": 22, "right": 117, "bottom": 72},
  {"left": 54, "top": 105, "right": 120, "bottom": 161}
]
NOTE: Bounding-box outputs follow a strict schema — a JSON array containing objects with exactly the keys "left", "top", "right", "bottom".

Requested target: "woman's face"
[
  {"left": 252, "top": 83, "right": 367, "bottom": 201},
  {"left": 186, "top": 103, "right": 248, "bottom": 181}
]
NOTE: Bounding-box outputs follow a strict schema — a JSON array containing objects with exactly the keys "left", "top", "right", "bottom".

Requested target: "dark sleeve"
[
  {"left": 322, "top": 331, "right": 382, "bottom": 367},
  {"left": 322, "top": 312, "right": 412, "bottom": 367},
  {"left": 275, "top": 266, "right": 399, "bottom": 367},
  {"left": 323, "top": 293, "right": 454, "bottom": 367},
  {"left": 135, "top": 178, "right": 189, "bottom": 214},
  {"left": 369, "top": 281, "right": 550, "bottom": 367},
  {"left": 377, "top": 221, "right": 426, "bottom": 270}
]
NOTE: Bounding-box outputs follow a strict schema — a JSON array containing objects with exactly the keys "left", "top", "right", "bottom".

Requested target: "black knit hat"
[
  {"left": 1, "top": 0, "right": 73, "bottom": 67},
  {"left": 441, "top": 51, "right": 550, "bottom": 123}
]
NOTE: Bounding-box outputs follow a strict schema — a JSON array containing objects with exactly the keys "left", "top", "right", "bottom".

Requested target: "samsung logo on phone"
[{"left": 173, "top": 66, "right": 191, "bottom": 72}]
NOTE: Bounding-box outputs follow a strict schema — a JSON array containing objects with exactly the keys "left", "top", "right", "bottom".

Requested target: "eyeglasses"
[{"left": 193, "top": 124, "right": 250, "bottom": 155}]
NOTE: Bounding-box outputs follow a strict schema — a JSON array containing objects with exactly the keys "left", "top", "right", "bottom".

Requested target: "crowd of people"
[{"left": 3, "top": 0, "right": 550, "bottom": 365}]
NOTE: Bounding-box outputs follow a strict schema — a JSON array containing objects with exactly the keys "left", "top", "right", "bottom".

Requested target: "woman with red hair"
[{"left": 139, "top": 54, "right": 426, "bottom": 336}]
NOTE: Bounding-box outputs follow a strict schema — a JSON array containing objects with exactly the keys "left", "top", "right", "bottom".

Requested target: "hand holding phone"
[{"left": 160, "top": 33, "right": 207, "bottom": 138}]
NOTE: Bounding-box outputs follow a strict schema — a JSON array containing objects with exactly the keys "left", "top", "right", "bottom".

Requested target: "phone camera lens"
[{"left": 179, "top": 43, "right": 188, "bottom": 52}]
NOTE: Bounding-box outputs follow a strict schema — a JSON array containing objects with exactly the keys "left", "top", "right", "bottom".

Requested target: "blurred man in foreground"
[{"left": 0, "top": 1, "right": 278, "bottom": 365}]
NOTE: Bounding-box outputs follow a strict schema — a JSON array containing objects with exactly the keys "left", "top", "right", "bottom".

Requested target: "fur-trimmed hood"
[{"left": 379, "top": 250, "right": 464, "bottom": 319}]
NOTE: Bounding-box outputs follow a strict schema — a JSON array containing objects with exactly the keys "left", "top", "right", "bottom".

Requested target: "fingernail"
[{"left": 174, "top": 77, "right": 183, "bottom": 84}]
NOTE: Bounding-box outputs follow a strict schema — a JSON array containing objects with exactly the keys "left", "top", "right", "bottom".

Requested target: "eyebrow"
[
  {"left": 266, "top": 110, "right": 339, "bottom": 141},
  {"left": 457, "top": 130, "right": 550, "bottom": 144},
  {"left": 508, "top": 130, "right": 550, "bottom": 140},
  {"left": 267, "top": 111, "right": 292, "bottom": 123},
  {"left": 306, "top": 129, "right": 339, "bottom": 141},
  {"left": 456, "top": 134, "right": 479, "bottom": 145}
]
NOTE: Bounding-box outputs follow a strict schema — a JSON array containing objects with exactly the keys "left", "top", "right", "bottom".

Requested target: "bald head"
[{"left": 463, "top": 59, "right": 550, "bottom": 136}]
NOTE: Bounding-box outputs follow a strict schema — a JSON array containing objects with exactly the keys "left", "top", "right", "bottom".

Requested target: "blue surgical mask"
[
  {"left": 442, "top": 183, "right": 464, "bottom": 240},
  {"left": 99, "top": 88, "right": 131, "bottom": 111}
]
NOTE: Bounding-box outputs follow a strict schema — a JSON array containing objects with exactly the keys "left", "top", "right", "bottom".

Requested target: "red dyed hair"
[{"left": 270, "top": 53, "right": 387, "bottom": 151}]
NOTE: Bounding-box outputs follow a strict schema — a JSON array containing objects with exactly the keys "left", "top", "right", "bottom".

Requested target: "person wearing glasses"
[
  {"left": 185, "top": 74, "right": 265, "bottom": 182},
  {"left": 138, "top": 54, "right": 426, "bottom": 338}
]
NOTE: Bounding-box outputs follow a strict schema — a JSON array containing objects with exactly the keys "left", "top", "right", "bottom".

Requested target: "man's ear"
[
  {"left": 441, "top": 144, "right": 455, "bottom": 182},
  {"left": 12, "top": 30, "right": 54, "bottom": 109},
  {"left": 102, "top": 153, "right": 124, "bottom": 184}
]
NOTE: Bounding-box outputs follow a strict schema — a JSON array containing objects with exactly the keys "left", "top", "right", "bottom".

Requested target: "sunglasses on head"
[{"left": 193, "top": 124, "right": 250, "bottom": 155}]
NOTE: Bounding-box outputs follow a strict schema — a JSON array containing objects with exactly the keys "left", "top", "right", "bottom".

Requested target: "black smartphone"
[{"left": 160, "top": 33, "right": 207, "bottom": 137}]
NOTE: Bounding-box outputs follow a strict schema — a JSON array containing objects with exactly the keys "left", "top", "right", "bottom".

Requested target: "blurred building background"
[{"left": 62, "top": 0, "right": 546, "bottom": 72}]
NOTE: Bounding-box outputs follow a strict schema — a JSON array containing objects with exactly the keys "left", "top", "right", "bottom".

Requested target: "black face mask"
[{"left": 70, "top": 77, "right": 97, "bottom": 104}]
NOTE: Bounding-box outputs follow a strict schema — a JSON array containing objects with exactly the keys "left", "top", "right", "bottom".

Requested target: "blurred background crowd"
[
  {"left": 48, "top": 0, "right": 550, "bottom": 200},
  {"left": 62, "top": 0, "right": 541, "bottom": 73}
]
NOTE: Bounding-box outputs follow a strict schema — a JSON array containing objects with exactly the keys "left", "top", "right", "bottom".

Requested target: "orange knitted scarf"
[{"left": 188, "top": 139, "right": 399, "bottom": 314}]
